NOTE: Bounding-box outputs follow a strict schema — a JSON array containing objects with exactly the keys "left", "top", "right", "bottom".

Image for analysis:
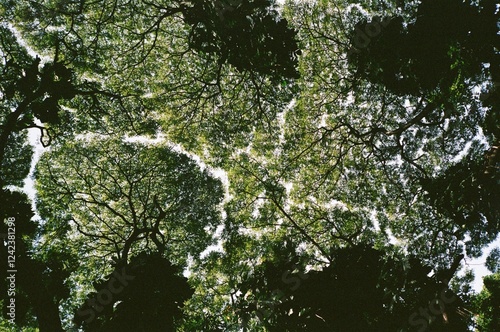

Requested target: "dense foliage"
[{"left": 0, "top": 0, "right": 498, "bottom": 331}]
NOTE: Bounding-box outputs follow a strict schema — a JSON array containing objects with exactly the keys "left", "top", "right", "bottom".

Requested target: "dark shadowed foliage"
[
  {"left": 184, "top": 0, "right": 301, "bottom": 79},
  {"left": 75, "top": 253, "right": 193, "bottom": 332}
]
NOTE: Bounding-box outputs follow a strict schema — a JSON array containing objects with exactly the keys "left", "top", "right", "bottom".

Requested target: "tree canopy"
[{"left": 0, "top": 0, "right": 499, "bottom": 331}]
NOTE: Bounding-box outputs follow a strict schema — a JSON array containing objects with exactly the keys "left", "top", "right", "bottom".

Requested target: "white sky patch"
[
  {"left": 251, "top": 192, "right": 266, "bottom": 219},
  {"left": 345, "top": 3, "right": 370, "bottom": 17},
  {"left": 199, "top": 240, "right": 224, "bottom": 260},
  {"left": 199, "top": 242, "right": 222, "bottom": 259},
  {"left": 369, "top": 209, "right": 380, "bottom": 232},
  {"left": 319, "top": 113, "right": 328, "bottom": 128},
  {"left": 183, "top": 254, "right": 194, "bottom": 278},
  {"left": 386, "top": 228, "right": 401, "bottom": 246},
  {"left": 199, "top": 223, "right": 227, "bottom": 260},
  {"left": 3, "top": 23, "right": 52, "bottom": 63},
  {"left": 451, "top": 127, "right": 489, "bottom": 163},
  {"left": 367, "top": 207, "right": 403, "bottom": 245},
  {"left": 324, "top": 199, "right": 349, "bottom": 211},
  {"left": 276, "top": 99, "right": 294, "bottom": 146},
  {"left": 21, "top": 123, "right": 47, "bottom": 222},
  {"left": 459, "top": 234, "right": 500, "bottom": 293},
  {"left": 283, "top": 181, "right": 293, "bottom": 195}
]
